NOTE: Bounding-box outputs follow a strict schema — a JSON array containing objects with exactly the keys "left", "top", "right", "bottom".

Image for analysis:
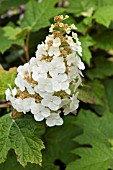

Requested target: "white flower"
[
  {"left": 31, "top": 103, "right": 50, "bottom": 121},
  {"left": 17, "top": 63, "right": 31, "bottom": 78},
  {"left": 45, "top": 35, "right": 53, "bottom": 44},
  {"left": 66, "top": 35, "right": 82, "bottom": 56},
  {"left": 53, "top": 37, "right": 61, "bottom": 47},
  {"left": 32, "top": 66, "right": 47, "bottom": 81},
  {"left": 22, "top": 98, "right": 35, "bottom": 113},
  {"left": 65, "top": 27, "right": 71, "bottom": 34},
  {"left": 63, "top": 93, "right": 79, "bottom": 115},
  {"left": 68, "top": 66, "right": 78, "bottom": 81},
  {"left": 49, "top": 57, "right": 66, "bottom": 77},
  {"left": 32, "top": 60, "right": 49, "bottom": 81},
  {"left": 30, "top": 57, "right": 39, "bottom": 67},
  {"left": 71, "top": 24, "right": 77, "bottom": 30},
  {"left": 34, "top": 85, "right": 53, "bottom": 98},
  {"left": 5, "top": 87, "right": 17, "bottom": 101},
  {"left": 49, "top": 24, "right": 54, "bottom": 33},
  {"left": 72, "top": 32, "right": 81, "bottom": 45},
  {"left": 60, "top": 98, "right": 70, "bottom": 107},
  {"left": 70, "top": 93, "right": 79, "bottom": 111},
  {"left": 12, "top": 98, "right": 24, "bottom": 112},
  {"left": 52, "top": 73, "right": 69, "bottom": 91},
  {"left": 36, "top": 43, "right": 47, "bottom": 59},
  {"left": 36, "top": 78, "right": 53, "bottom": 93},
  {"left": 75, "top": 55, "right": 85, "bottom": 70},
  {"left": 46, "top": 113, "right": 63, "bottom": 127},
  {"left": 48, "top": 46, "right": 60, "bottom": 57},
  {"left": 66, "top": 53, "right": 76, "bottom": 66},
  {"left": 15, "top": 75, "right": 35, "bottom": 94},
  {"left": 41, "top": 94, "right": 61, "bottom": 111},
  {"left": 15, "top": 75, "right": 26, "bottom": 91}
]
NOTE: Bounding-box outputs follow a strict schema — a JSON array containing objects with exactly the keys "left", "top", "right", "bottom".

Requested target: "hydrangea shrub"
[{"left": 5, "top": 15, "right": 85, "bottom": 127}]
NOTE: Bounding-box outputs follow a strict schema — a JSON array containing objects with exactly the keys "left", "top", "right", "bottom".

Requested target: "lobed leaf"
[
  {"left": 0, "top": 114, "right": 45, "bottom": 166},
  {"left": 67, "top": 109, "right": 113, "bottom": 170},
  {"left": 19, "top": 0, "right": 65, "bottom": 32},
  {"left": 85, "top": 56, "right": 113, "bottom": 79}
]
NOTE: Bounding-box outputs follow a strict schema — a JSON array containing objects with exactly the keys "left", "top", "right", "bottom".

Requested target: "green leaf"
[
  {"left": 0, "top": 65, "right": 17, "bottom": 96},
  {"left": 0, "top": 114, "right": 45, "bottom": 166},
  {"left": 80, "top": 35, "right": 95, "bottom": 65},
  {"left": 93, "top": 5, "right": 113, "bottom": 27},
  {"left": 0, "top": 28, "right": 13, "bottom": 54},
  {"left": 85, "top": 56, "right": 113, "bottom": 79},
  {"left": 3, "top": 26, "right": 23, "bottom": 40},
  {"left": 19, "top": 0, "right": 64, "bottom": 32},
  {"left": 0, "top": 27, "right": 24, "bottom": 54},
  {"left": 0, "top": 0, "right": 28, "bottom": 14},
  {"left": 65, "top": 0, "right": 96, "bottom": 17},
  {"left": 94, "top": 30, "right": 113, "bottom": 51},
  {"left": 78, "top": 80, "right": 104, "bottom": 105},
  {"left": 41, "top": 116, "right": 82, "bottom": 170},
  {"left": 67, "top": 142, "right": 113, "bottom": 170},
  {"left": 91, "top": 79, "right": 113, "bottom": 114},
  {"left": 0, "top": 150, "right": 41, "bottom": 170},
  {"left": 67, "top": 110, "right": 113, "bottom": 170}
]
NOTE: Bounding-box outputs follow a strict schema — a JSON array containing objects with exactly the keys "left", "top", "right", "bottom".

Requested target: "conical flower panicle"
[{"left": 5, "top": 15, "right": 85, "bottom": 127}]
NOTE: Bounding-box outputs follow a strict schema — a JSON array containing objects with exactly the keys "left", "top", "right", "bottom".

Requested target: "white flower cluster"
[{"left": 5, "top": 15, "right": 85, "bottom": 127}]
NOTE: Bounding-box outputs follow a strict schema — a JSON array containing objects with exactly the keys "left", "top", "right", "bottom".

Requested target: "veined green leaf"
[
  {"left": 80, "top": 35, "right": 95, "bottom": 65},
  {"left": 67, "top": 110, "right": 113, "bottom": 170},
  {"left": 19, "top": 0, "right": 64, "bottom": 32},
  {"left": 93, "top": 5, "right": 113, "bottom": 27},
  {"left": 0, "top": 114, "right": 45, "bottom": 166}
]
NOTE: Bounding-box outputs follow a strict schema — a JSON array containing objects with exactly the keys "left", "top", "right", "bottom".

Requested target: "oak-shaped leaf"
[{"left": 0, "top": 113, "right": 45, "bottom": 166}]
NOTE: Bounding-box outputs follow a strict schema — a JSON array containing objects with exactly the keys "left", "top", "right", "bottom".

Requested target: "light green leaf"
[
  {"left": 85, "top": 56, "right": 113, "bottom": 79},
  {"left": 0, "top": 28, "right": 13, "bottom": 54},
  {"left": 65, "top": 0, "right": 96, "bottom": 17},
  {"left": 80, "top": 35, "right": 95, "bottom": 65},
  {"left": 0, "top": 114, "right": 45, "bottom": 166},
  {"left": 0, "top": 65, "right": 17, "bottom": 96},
  {"left": 0, "top": 27, "right": 24, "bottom": 54},
  {"left": 67, "top": 110, "right": 113, "bottom": 170},
  {"left": 93, "top": 5, "right": 113, "bottom": 27},
  {"left": 3, "top": 26, "right": 23, "bottom": 40},
  {"left": 19, "top": 0, "right": 64, "bottom": 32}
]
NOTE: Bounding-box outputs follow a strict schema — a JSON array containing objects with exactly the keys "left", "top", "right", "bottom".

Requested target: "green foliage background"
[{"left": 0, "top": 0, "right": 113, "bottom": 169}]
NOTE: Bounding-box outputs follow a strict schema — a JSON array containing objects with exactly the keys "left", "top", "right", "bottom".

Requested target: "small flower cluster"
[{"left": 5, "top": 15, "right": 85, "bottom": 127}]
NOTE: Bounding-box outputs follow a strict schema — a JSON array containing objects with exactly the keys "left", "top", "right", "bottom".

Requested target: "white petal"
[
  {"left": 48, "top": 102, "right": 59, "bottom": 111},
  {"left": 41, "top": 108, "right": 50, "bottom": 117},
  {"left": 34, "top": 114, "right": 44, "bottom": 121},
  {"left": 46, "top": 118, "right": 55, "bottom": 127},
  {"left": 55, "top": 118, "right": 63, "bottom": 126},
  {"left": 53, "top": 96, "right": 61, "bottom": 105}
]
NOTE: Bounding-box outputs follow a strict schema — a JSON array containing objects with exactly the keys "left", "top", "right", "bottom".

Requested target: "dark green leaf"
[
  {"left": 67, "top": 109, "right": 113, "bottom": 170},
  {"left": 78, "top": 80, "right": 104, "bottom": 105},
  {"left": 85, "top": 56, "right": 113, "bottom": 79}
]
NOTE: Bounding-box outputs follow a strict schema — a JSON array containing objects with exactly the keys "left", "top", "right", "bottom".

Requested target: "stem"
[
  {"left": 24, "top": 31, "right": 30, "bottom": 62},
  {"left": 0, "top": 102, "right": 11, "bottom": 108}
]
